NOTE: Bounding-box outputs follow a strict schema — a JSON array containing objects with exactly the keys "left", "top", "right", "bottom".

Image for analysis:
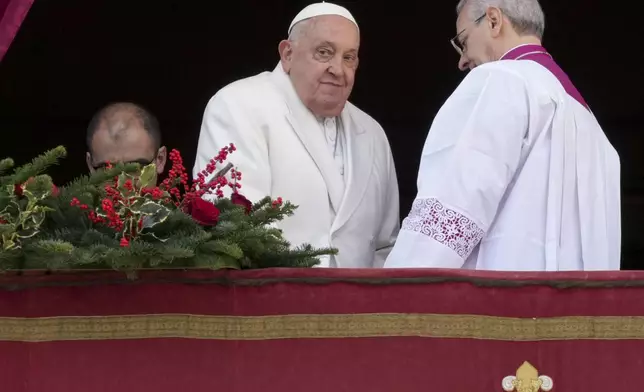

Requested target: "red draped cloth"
[
  {"left": 0, "top": 0, "right": 34, "bottom": 62},
  {"left": 2, "top": 268, "right": 644, "bottom": 391}
]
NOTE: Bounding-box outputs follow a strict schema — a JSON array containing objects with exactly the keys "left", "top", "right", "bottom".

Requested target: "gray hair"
[{"left": 456, "top": 0, "right": 545, "bottom": 39}]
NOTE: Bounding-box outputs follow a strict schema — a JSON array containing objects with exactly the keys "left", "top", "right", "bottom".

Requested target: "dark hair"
[{"left": 86, "top": 102, "right": 161, "bottom": 153}]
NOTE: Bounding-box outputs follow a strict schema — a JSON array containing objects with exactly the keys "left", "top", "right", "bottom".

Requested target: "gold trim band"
[{"left": 1, "top": 313, "right": 644, "bottom": 342}]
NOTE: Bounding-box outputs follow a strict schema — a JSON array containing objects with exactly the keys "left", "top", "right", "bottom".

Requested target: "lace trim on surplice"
[{"left": 401, "top": 198, "right": 485, "bottom": 258}]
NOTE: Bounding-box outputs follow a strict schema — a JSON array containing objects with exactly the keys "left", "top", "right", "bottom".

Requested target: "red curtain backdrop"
[
  {"left": 3, "top": 268, "right": 644, "bottom": 391},
  {"left": 0, "top": 0, "right": 34, "bottom": 62}
]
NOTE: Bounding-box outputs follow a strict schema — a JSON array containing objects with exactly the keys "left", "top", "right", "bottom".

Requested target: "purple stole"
[{"left": 501, "top": 44, "right": 589, "bottom": 111}]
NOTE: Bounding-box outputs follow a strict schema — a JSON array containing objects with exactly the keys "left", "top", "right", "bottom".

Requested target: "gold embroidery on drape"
[{"left": 1, "top": 313, "right": 643, "bottom": 342}]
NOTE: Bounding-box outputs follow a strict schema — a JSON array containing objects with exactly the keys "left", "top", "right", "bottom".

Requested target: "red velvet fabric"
[
  {"left": 0, "top": 0, "right": 34, "bottom": 62},
  {"left": 1, "top": 268, "right": 644, "bottom": 391}
]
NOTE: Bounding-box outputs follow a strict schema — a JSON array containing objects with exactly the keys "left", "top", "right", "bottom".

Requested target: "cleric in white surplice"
[
  {"left": 193, "top": 3, "right": 400, "bottom": 268},
  {"left": 385, "top": 0, "right": 621, "bottom": 271}
]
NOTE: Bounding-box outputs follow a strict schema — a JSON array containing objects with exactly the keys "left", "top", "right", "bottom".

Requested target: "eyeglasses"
[
  {"left": 92, "top": 158, "right": 155, "bottom": 171},
  {"left": 450, "top": 14, "right": 486, "bottom": 56}
]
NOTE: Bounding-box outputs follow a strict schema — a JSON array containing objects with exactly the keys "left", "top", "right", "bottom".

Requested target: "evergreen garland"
[{"left": 0, "top": 146, "right": 336, "bottom": 272}]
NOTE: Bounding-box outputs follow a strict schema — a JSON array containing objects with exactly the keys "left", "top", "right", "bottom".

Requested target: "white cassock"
[
  {"left": 385, "top": 59, "right": 620, "bottom": 271},
  {"left": 194, "top": 63, "right": 400, "bottom": 268}
]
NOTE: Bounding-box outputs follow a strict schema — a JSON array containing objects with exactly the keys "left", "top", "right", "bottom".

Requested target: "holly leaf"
[
  {"left": 36, "top": 206, "right": 55, "bottom": 213},
  {"left": 30, "top": 209, "right": 47, "bottom": 225},
  {"left": 16, "top": 227, "right": 39, "bottom": 239},
  {"left": 140, "top": 228, "right": 169, "bottom": 242},
  {"left": 136, "top": 201, "right": 169, "bottom": 216},
  {"left": 22, "top": 188, "right": 37, "bottom": 204},
  {"left": 128, "top": 197, "right": 146, "bottom": 210},
  {"left": 139, "top": 163, "right": 157, "bottom": 189},
  {"left": 117, "top": 173, "right": 129, "bottom": 192},
  {"left": 0, "top": 222, "right": 13, "bottom": 236},
  {"left": 2, "top": 236, "right": 16, "bottom": 250},
  {"left": 134, "top": 202, "right": 171, "bottom": 229},
  {"left": 2, "top": 200, "right": 20, "bottom": 216},
  {"left": 0, "top": 194, "right": 11, "bottom": 211}
]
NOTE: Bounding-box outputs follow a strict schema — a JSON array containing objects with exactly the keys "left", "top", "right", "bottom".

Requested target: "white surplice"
[
  {"left": 385, "top": 60, "right": 621, "bottom": 271},
  {"left": 194, "top": 64, "right": 400, "bottom": 268}
]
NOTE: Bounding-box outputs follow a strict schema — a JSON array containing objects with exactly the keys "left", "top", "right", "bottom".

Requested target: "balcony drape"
[{"left": 0, "top": 0, "right": 34, "bottom": 62}]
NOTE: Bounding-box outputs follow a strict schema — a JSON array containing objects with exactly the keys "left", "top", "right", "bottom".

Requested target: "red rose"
[
  {"left": 188, "top": 197, "right": 220, "bottom": 226},
  {"left": 231, "top": 192, "right": 252, "bottom": 214},
  {"left": 51, "top": 184, "right": 60, "bottom": 197},
  {"left": 13, "top": 184, "right": 23, "bottom": 197}
]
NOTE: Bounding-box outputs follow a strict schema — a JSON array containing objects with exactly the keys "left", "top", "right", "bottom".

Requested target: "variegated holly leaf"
[
  {"left": 139, "top": 163, "right": 157, "bottom": 189},
  {"left": 134, "top": 201, "right": 171, "bottom": 230},
  {"left": 2, "top": 235, "right": 16, "bottom": 250},
  {"left": 16, "top": 227, "right": 39, "bottom": 239},
  {"left": 117, "top": 173, "right": 129, "bottom": 192}
]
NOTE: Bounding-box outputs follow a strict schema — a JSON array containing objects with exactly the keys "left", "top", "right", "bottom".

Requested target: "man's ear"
[
  {"left": 278, "top": 40, "right": 294, "bottom": 73},
  {"left": 86, "top": 152, "right": 95, "bottom": 173},
  {"left": 487, "top": 6, "right": 504, "bottom": 37},
  {"left": 155, "top": 146, "right": 167, "bottom": 175}
]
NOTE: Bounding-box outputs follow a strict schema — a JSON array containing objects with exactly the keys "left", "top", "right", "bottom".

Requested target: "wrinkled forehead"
[{"left": 304, "top": 15, "right": 360, "bottom": 49}]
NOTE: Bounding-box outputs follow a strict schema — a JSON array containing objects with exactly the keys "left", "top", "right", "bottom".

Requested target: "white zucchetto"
[{"left": 288, "top": 2, "right": 359, "bottom": 34}]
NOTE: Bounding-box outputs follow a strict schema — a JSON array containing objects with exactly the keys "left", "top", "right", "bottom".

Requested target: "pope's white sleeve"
[
  {"left": 373, "top": 144, "right": 400, "bottom": 267},
  {"left": 193, "top": 90, "right": 271, "bottom": 202},
  {"left": 384, "top": 66, "right": 530, "bottom": 268}
]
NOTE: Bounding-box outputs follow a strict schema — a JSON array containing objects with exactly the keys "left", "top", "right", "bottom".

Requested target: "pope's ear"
[{"left": 278, "top": 40, "right": 293, "bottom": 72}]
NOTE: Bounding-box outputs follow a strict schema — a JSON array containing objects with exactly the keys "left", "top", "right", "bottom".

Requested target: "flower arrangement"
[
  {"left": 0, "top": 150, "right": 61, "bottom": 251},
  {"left": 0, "top": 145, "right": 335, "bottom": 273}
]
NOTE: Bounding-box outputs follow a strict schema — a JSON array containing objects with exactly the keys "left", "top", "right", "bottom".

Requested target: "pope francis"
[{"left": 193, "top": 3, "right": 400, "bottom": 268}]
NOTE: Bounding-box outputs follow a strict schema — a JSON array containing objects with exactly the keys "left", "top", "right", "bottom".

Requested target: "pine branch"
[
  {"left": 193, "top": 252, "right": 241, "bottom": 269},
  {"left": 23, "top": 240, "right": 74, "bottom": 269},
  {"left": 199, "top": 239, "right": 244, "bottom": 260},
  {"left": 10, "top": 146, "right": 67, "bottom": 185},
  {"left": 146, "top": 210, "right": 204, "bottom": 240},
  {"left": 248, "top": 201, "right": 297, "bottom": 226},
  {"left": 0, "top": 158, "right": 14, "bottom": 177},
  {"left": 250, "top": 244, "right": 334, "bottom": 268},
  {"left": 0, "top": 248, "right": 21, "bottom": 271},
  {"left": 58, "top": 162, "right": 140, "bottom": 199}
]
